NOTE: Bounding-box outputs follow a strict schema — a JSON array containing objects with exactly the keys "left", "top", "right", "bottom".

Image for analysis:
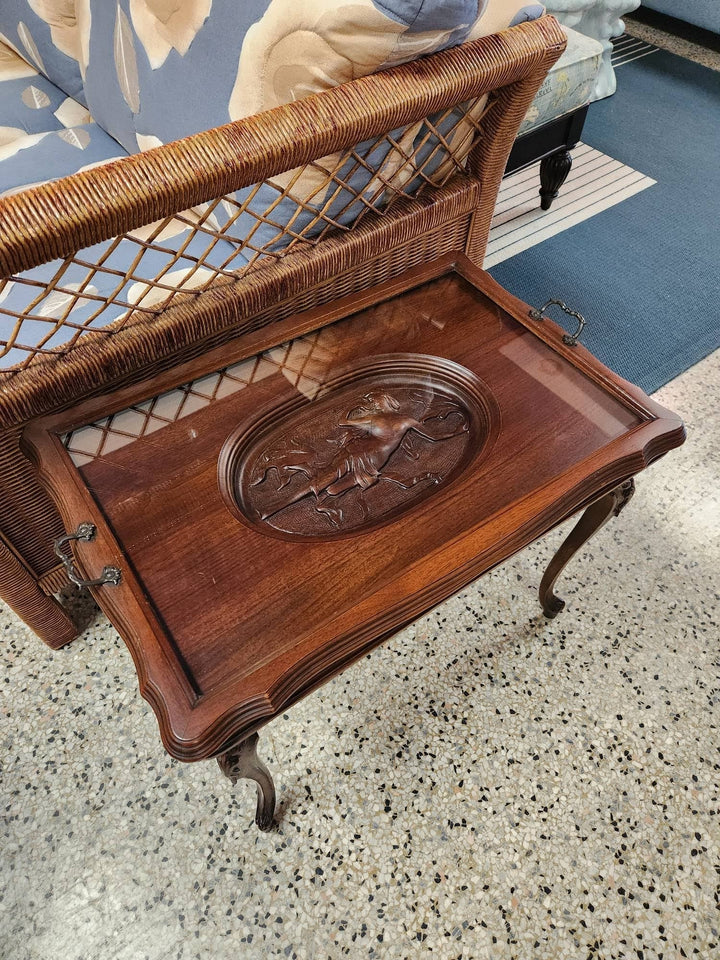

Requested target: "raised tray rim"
[{"left": 22, "top": 254, "right": 686, "bottom": 760}]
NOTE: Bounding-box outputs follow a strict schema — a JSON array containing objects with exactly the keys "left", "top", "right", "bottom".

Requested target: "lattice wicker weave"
[
  {"left": 0, "top": 17, "right": 566, "bottom": 647},
  {"left": 0, "top": 99, "right": 491, "bottom": 373}
]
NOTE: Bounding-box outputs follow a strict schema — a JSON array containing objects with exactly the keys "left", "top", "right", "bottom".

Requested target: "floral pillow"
[
  {"left": 75, "top": 0, "right": 544, "bottom": 267},
  {"left": 82, "top": 0, "right": 544, "bottom": 154},
  {"left": 0, "top": 0, "right": 86, "bottom": 104}
]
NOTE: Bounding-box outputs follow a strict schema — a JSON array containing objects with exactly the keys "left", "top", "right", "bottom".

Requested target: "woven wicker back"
[
  {"left": 0, "top": 19, "right": 566, "bottom": 410},
  {"left": 0, "top": 97, "right": 491, "bottom": 375},
  {"left": 0, "top": 17, "right": 567, "bottom": 648}
]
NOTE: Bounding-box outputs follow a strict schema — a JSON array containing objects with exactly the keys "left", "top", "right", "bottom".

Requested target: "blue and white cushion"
[
  {"left": 81, "top": 0, "right": 545, "bottom": 152},
  {"left": 0, "top": 1, "right": 547, "bottom": 370},
  {"left": 0, "top": 0, "right": 86, "bottom": 104},
  {"left": 0, "top": 39, "right": 241, "bottom": 370}
]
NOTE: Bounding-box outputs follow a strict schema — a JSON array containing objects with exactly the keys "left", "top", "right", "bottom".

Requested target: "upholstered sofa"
[
  {"left": 0, "top": 3, "right": 592, "bottom": 359},
  {"left": 0, "top": 2, "right": 575, "bottom": 646},
  {"left": 641, "top": 0, "right": 720, "bottom": 34}
]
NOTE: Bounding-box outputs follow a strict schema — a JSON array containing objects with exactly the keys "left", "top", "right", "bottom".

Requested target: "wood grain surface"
[{"left": 23, "top": 256, "right": 685, "bottom": 760}]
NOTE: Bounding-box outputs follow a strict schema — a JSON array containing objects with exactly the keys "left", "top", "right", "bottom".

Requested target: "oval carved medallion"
[{"left": 219, "top": 354, "right": 500, "bottom": 541}]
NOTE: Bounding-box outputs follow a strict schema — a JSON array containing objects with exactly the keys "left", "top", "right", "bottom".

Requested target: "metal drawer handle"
[
  {"left": 529, "top": 299, "right": 586, "bottom": 346},
  {"left": 54, "top": 522, "right": 122, "bottom": 588}
]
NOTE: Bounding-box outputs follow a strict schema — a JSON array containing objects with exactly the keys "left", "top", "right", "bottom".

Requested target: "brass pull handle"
[
  {"left": 529, "top": 299, "right": 586, "bottom": 346},
  {"left": 54, "top": 522, "right": 122, "bottom": 588}
]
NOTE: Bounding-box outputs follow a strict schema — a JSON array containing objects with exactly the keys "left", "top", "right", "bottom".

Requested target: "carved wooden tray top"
[{"left": 24, "top": 255, "right": 685, "bottom": 763}]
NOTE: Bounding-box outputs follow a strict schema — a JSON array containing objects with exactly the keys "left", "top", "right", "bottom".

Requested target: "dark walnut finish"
[
  {"left": 219, "top": 355, "right": 500, "bottom": 540},
  {"left": 23, "top": 255, "right": 685, "bottom": 829},
  {"left": 539, "top": 478, "right": 636, "bottom": 618},
  {"left": 216, "top": 733, "right": 276, "bottom": 832}
]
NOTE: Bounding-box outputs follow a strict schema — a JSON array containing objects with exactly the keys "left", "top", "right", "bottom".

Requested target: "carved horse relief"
[{"left": 219, "top": 355, "right": 500, "bottom": 540}]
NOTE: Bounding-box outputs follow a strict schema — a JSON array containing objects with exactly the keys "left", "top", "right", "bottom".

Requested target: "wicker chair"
[{"left": 0, "top": 16, "right": 566, "bottom": 648}]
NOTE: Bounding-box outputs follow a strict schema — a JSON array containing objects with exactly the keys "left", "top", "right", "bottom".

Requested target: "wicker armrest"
[
  {"left": 0, "top": 15, "right": 565, "bottom": 420},
  {"left": 0, "top": 17, "right": 565, "bottom": 278}
]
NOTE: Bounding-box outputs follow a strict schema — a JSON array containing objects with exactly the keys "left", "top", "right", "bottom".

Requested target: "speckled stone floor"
[
  {"left": 2, "top": 334, "right": 718, "bottom": 960},
  {"left": 625, "top": 14, "right": 720, "bottom": 71},
  {"left": 3, "top": 19, "right": 720, "bottom": 953}
]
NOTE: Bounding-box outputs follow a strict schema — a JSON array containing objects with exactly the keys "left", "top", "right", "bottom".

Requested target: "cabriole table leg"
[
  {"left": 217, "top": 732, "right": 276, "bottom": 831},
  {"left": 539, "top": 479, "right": 635, "bottom": 618}
]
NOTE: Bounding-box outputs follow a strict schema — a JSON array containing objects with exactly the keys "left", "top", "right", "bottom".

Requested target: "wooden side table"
[{"left": 23, "top": 254, "right": 684, "bottom": 831}]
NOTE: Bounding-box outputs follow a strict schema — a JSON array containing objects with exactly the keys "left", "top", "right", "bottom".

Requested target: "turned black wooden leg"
[
  {"left": 539, "top": 149, "right": 572, "bottom": 211},
  {"left": 539, "top": 479, "right": 635, "bottom": 618},
  {"left": 217, "top": 732, "right": 276, "bottom": 831}
]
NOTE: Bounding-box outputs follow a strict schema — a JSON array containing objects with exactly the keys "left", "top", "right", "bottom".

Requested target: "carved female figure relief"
[
  {"left": 219, "top": 355, "right": 500, "bottom": 540},
  {"left": 250, "top": 389, "right": 469, "bottom": 527}
]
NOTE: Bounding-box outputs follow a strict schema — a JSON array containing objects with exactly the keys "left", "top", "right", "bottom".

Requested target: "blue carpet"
[{"left": 490, "top": 47, "right": 720, "bottom": 394}]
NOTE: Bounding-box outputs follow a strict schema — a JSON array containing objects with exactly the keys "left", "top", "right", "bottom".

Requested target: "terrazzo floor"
[
  {"left": 3, "top": 22, "right": 720, "bottom": 952},
  {"left": 2, "top": 329, "right": 719, "bottom": 959},
  {"left": 624, "top": 13, "right": 720, "bottom": 70}
]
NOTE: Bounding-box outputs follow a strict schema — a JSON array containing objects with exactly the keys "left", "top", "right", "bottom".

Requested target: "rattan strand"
[{"left": 0, "top": 100, "right": 491, "bottom": 372}]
